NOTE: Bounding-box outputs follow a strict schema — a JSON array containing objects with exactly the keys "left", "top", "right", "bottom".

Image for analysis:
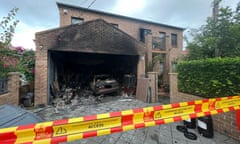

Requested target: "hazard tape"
[{"left": 0, "top": 96, "right": 240, "bottom": 144}]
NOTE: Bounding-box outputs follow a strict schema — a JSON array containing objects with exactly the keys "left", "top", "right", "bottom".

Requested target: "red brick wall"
[
  {"left": 34, "top": 46, "right": 48, "bottom": 105},
  {"left": 58, "top": 5, "right": 183, "bottom": 43},
  {"left": 34, "top": 4, "right": 185, "bottom": 106},
  {"left": 169, "top": 73, "right": 240, "bottom": 141},
  {"left": 34, "top": 28, "right": 66, "bottom": 106},
  {"left": 0, "top": 72, "right": 20, "bottom": 105},
  {"left": 34, "top": 21, "right": 147, "bottom": 105},
  {"left": 58, "top": 4, "right": 184, "bottom": 81}
]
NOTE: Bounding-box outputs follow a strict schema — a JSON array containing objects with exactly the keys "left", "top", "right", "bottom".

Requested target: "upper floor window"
[
  {"left": 159, "top": 32, "right": 166, "bottom": 49},
  {"left": 111, "top": 23, "right": 119, "bottom": 28},
  {"left": 171, "top": 33, "right": 178, "bottom": 48},
  {"left": 71, "top": 17, "right": 84, "bottom": 25},
  {"left": 152, "top": 32, "right": 166, "bottom": 50},
  {"left": 139, "top": 28, "right": 151, "bottom": 43}
]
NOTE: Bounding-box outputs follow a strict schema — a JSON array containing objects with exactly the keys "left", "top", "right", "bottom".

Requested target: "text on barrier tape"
[
  {"left": 154, "top": 105, "right": 195, "bottom": 120},
  {"left": 53, "top": 117, "right": 121, "bottom": 137},
  {"left": 0, "top": 96, "right": 239, "bottom": 144}
]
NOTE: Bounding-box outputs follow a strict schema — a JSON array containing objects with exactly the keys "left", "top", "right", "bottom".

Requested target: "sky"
[{"left": 0, "top": 0, "right": 239, "bottom": 50}]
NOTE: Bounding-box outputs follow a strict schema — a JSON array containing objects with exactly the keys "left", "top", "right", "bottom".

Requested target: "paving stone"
[
  {"left": 125, "top": 129, "right": 136, "bottom": 135},
  {"left": 101, "top": 136, "right": 119, "bottom": 144},
  {"left": 159, "top": 124, "right": 172, "bottom": 136},
  {"left": 171, "top": 128, "right": 187, "bottom": 140},
  {"left": 158, "top": 133, "right": 173, "bottom": 144},
  {"left": 115, "top": 139, "right": 129, "bottom": 144},
  {"left": 134, "top": 128, "right": 147, "bottom": 138},
  {"left": 131, "top": 134, "right": 145, "bottom": 144},
  {"left": 150, "top": 125, "right": 161, "bottom": 131},
  {"left": 159, "top": 125, "right": 171, "bottom": 132},
  {"left": 224, "top": 138, "right": 240, "bottom": 144},
  {"left": 119, "top": 132, "right": 134, "bottom": 142},
  {"left": 145, "top": 132, "right": 161, "bottom": 144},
  {"left": 90, "top": 135, "right": 107, "bottom": 143},
  {"left": 199, "top": 135, "right": 217, "bottom": 144},
  {"left": 62, "top": 139, "right": 99, "bottom": 144},
  {"left": 110, "top": 132, "right": 122, "bottom": 139},
  {"left": 209, "top": 132, "right": 227, "bottom": 144},
  {"left": 186, "top": 141, "right": 199, "bottom": 144},
  {"left": 172, "top": 138, "right": 188, "bottom": 144}
]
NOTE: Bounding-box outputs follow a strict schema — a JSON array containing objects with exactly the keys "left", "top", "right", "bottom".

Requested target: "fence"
[{"left": 0, "top": 78, "right": 8, "bottom": 94}]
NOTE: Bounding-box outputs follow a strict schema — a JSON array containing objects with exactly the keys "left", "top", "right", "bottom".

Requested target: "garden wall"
[
  {"left": 169, "top": 73, "right": 240, "bottom": 141},
  {"left": 0, "top": 72, "right": 20, "bottom": 105}
]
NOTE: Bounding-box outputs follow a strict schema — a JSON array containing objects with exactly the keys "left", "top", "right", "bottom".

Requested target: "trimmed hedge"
[{"left": 177, "top": 57, "right": 240, "bottom": 98}]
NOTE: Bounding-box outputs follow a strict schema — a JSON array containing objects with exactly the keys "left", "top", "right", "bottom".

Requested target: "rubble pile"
[{"left": 50, "top": 74, "right": 123, "bottom": 107}]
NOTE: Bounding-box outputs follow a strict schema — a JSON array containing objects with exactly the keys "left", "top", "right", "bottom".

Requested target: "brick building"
[{"left": 34, "top": 2, "right": 185, "bottom": 105}]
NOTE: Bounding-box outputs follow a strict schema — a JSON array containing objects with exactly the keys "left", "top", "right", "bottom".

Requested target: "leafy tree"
[
  {"left": 0, "top": 7, "right": 19, "bottom": 47},
  {"left": 0, "top": 8, "right": 35, "bottom": 82},
  {"left": 185, "top": 4, "right": 240, "bottom": 60},
  {"left": 19, "top": 49, "right": 35, "bottom": 81}
]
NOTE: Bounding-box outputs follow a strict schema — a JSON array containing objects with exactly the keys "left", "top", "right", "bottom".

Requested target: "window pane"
[
  {"left": 171, "top": 33, "right": 177, "bottom": 47},
  {"left": 71, "top": 17, "right": 84, "bottom": 24},
  {"left": 159, "top": 32, "right": 166, "bottom": 49},
  {"left": 140, "top": 28, "right": 151, "bottom": 43}
]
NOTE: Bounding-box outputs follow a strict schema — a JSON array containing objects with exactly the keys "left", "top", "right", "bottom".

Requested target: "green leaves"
[
  {"left": 0, "top": 48, "right": 35, "bottom": 82},
  {"left": 0, "top": 48, "right": 21, "bottom": 79},
  {"left": 177, "top": 57, "right": 240, "bottom": 98},
  {"left": 19, "top": 50, "right": 35, "bottom": 81},
  {"left": 182, "top": 3, "right": 240, "bottom": 98},
  {"left": 185, "top": 5, "right": 240, "bottom": 60},
  {"left": 0, "top": 7, "right": 19, "bottom": 46}
]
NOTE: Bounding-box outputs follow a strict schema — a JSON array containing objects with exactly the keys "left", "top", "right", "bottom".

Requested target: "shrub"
[
  {"left": 177, "top": 57, "right": 240, "bottom": 98},
  {"left": 0, "top": 48, "right": 21, "bottom": 78},
  {"left": 0, "top": 47, "right": 35, "bottom": 82}
]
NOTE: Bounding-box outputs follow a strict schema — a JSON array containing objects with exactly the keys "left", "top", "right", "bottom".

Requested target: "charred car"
[{"left": 91, "top": 74, "right": 119, "bottom": 96}]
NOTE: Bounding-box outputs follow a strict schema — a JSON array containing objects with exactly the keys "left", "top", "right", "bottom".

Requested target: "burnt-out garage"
[
  {"left": 35, "top": 19, "right": 146, "bottom": 105},
  {"left": 49, "top": 51, "right": 139, "bottom": 99},
  {"left": 50, "top": 52, "right": 138, "bottom": 84}
]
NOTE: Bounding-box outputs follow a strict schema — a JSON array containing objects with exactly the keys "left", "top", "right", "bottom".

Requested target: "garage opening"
[{"left": 48, "top": 50, "right": 139, "bottom": 104}]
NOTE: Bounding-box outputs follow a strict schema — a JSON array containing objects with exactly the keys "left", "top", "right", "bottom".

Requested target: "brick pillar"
[
  {"left": 163, "top": 35, "right": 171, "bottom": 84},
  {"left": 148, "top": 72, "right": 158, "bottom": 103},
  {"left": 145, "top": 34, "right": 152, "bottom": 67},
  {"left": 8, "top": 72, "right": 20, "bottom": 105},
  {"left": 137, "top": 56, "right": 146, "bottom": 78},
  {"left": 34, "top": 46, "right": 48, "bottom": 106},
  {"left": 169, "top": 73, "right": 178, "bottom": 103}
]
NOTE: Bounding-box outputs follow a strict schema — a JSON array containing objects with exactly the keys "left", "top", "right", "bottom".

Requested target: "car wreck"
[{"left": 91, "top": 74, "right": 120, "bottom": 96}]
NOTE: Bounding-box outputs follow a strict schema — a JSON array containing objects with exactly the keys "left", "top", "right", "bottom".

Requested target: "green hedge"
[{"left": 177, "top": 57, "right": 240, "bottom": 98}]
